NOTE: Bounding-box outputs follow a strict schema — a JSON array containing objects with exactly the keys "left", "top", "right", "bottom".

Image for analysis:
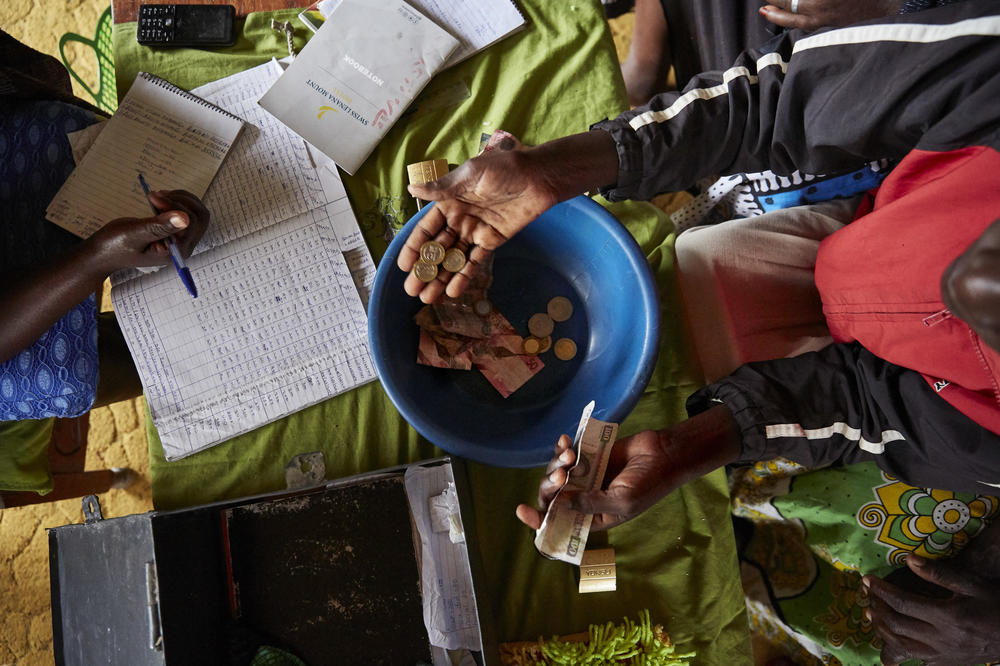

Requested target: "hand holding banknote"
[
  {"left": 516, "top": 405, "right": 745, "bottom": 533},
  {"left": 516, "top": 429, "right": 680, "bottom": 532}
]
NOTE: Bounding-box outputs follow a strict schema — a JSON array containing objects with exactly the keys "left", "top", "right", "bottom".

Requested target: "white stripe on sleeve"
[
  {"left": 628, "top": 53, "right": 788, "bottom": 131},
  {"left": 764, "top": 422, "right": 905, "bottom": 454},
  {"left": 627, "top": 16, "right": 1000, "bottom": 133},
  {"left": 793, "top": 16, "right": 1000, "bottom": 55}
]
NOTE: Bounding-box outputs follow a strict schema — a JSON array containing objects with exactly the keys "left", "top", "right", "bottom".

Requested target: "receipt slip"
[{"left": 534, "top": 401, "right": 618, "bottom": 565}]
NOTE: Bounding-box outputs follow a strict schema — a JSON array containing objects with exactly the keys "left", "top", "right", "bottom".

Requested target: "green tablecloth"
[{"left": 113, "top": 3, "right": 750, "bottom": 661}]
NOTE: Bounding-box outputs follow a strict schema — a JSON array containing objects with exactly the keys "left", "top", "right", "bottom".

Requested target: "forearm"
[
  {"left": 525, "top": 130, "right": 619, "bottom": 203},
  {"left": 688, "top": 343, "right": 1000, "bottom": 492},
  {"left": 657, "top": 404, "right": 743, "bottom": 486},
  {"left": 0, "top": 239, "right": 110, "bottom": 364}
]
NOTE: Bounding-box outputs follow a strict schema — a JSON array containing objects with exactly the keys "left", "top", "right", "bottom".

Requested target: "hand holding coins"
[
  {"left": 413, "top": 240, "right": 467, "bottom": 287},
  {"left": 399, "top": 134, "right": 564, "bottom": 303}
]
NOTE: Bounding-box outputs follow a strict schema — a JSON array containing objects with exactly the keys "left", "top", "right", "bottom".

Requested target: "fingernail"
[
  {"left": 169, "top": 214, "right": 187, "bottom": 229},
  {"left": 908, "top": 553, "right": 926, "bottom": 566},
  {"left": 861, "top": 576, "right": 870, "bottom": 589},
  {"left": 559, "top": 450, "right": 573, "bottom": 463},
  {"left": 863, "top": 609, "right": 871, "bottom": 622}
]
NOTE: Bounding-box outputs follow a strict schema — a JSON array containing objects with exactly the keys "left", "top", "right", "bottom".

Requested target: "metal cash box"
[{"left": 48, "top": 457, "right": 497, "bottom": 665}]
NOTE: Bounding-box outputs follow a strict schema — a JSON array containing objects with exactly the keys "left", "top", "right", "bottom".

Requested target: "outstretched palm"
[{"left": 398, "top": 147, "right": 559, "bottom": 302}]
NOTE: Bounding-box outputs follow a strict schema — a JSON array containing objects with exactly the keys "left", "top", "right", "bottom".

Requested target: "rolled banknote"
[{"left": 534, "top": 401, "right": 618, "bottom": 565}]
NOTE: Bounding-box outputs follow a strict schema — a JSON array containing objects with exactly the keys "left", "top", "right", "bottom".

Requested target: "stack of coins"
[
  {"left": 414, "top": 241, "right": 444, "bottom": 282},
  {"left": 521, "top": 297, "right": 577, "bottom": 360},
  {"left": 414, "top": 241, "right": 469, "bottom": 283},
  {"left": 406, "top": 159, "right": 449, "bottom": 209},
  {"left": 406, "top": 159, "right": 449, "bottom": 187}
]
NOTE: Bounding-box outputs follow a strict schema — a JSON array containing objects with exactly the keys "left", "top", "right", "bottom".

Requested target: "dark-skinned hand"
[
  {"left": 398, "top": 136, "right": 560, "bottom": 303},
  {"left": 85, "top": 189, "right": 210, "bottom": 274},
  {"left": 759, "top": 0, "right": 902, "bottom": 32},
  {"left": 515, "top": 429, "right": 684, "bottom": 532},
  {"left": 864, "top": 521, "right": 1000, "bottom": 665}
]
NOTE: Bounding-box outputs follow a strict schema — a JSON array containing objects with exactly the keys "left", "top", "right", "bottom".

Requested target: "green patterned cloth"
[
  {"left": 112, "top": 3, "right": 750, "bottom": 661},
  {"left": 733, "top": 459, "right": 998, "bottom": 664}
]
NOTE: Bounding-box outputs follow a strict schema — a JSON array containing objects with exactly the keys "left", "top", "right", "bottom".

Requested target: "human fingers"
[
  {"left": 413, "top": 267, "right": 449, "bottom": 304},
  {"left": 150, "top": 189, "right": 208, "bottom": 221},
  {"left": 869, "top": 598, "right": 940, "bottom": 666},
  {"left": 515, "top": 503, "right": 543, "bottom": 530},
  {"left": 96, "top": 212, "right": 188, "bottom": 269},
  {"left": 399, "top": 205, "right": 446, "bottom": 274},
  {"left": 906, "top": 553, "right": 981, "bottom": 597},
  {"left": 759, "top": 3, "right": 820, "bottom": 30},
  {"left": 407, "top": 166, "right": 468, "bottom": 203},
  {"left": 863, "top": 575, "right": 948, "bottom": 626},
  {"left": 545, "top": 436, "right": 576, "bottom": 476},
  {"left": 444, "top": 239, "right": 492, "bottom": 300},
  {"left": 569, "top": 486, "right": 636, "bottom": 530},
  {"left": 148, "top": 190, "right": 209, "bottom": 255},
  {"left": 866, "top": 587, "right": 939, "bottom": 645},
  {"left": 538, "top": 465, "right": 569, "bottom": 510}
]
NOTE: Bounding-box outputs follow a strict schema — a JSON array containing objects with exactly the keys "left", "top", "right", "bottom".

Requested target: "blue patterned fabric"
[
  {"left": 0, "top": 295, "right": 98, "bottom": 420},
  {"left": 0, "top": 98, "right": 100, "bottom": 420}
]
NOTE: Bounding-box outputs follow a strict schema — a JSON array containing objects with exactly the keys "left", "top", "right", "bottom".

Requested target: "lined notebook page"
[
  {"left": 110, "top": 61, "right": 377, "bottom": 460},
  {"left": 191, "top": 63, "right": 327, "bottom": 253},
  {"left": 402, "top": 0, "right": 526, "bottom": 67},
  {"left": 46, "top": 73, "right": 244, "bottom": 239}
]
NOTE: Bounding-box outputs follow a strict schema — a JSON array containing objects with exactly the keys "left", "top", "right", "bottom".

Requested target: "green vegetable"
[{"left": 533, "top": 609, "right": 696, "bottom": 665}]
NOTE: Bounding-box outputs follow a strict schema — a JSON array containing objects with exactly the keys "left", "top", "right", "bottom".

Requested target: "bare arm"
[{"left": 0, "top": 190, "right": 209, "bottom": 363}]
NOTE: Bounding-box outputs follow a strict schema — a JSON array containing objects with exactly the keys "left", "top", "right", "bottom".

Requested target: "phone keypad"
[{"left": 138, "top": 5, "right": 178, "bottom": 44}]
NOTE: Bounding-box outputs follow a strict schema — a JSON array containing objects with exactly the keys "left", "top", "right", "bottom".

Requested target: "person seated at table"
[
  {"left": 396, "top": 2, "right": 1000, "bottom": 662},
  {"left": 621, "top": 0, "right": 967, "bottom": 106},
  {"left": 0, "top": 30, "right": 209, "bottom": 490}
]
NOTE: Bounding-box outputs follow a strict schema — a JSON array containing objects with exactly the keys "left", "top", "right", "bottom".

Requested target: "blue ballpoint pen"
[{"left": 137, "top": 173, "right": 198, "bottom": 298}]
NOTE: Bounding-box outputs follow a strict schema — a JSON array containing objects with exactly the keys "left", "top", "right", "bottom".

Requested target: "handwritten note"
[
  {"left": 404, "top": 463, "right": 483, "bottom": 651},
  {"left": 47, "top": 73, "right": 244, "bottom": 238},
  {"left": 114, "top": 207, "right": 372, "bottom": 458},
  {"left": 404, "top": 0, "right": 526, "bottom": 68},
  {"left": 110, "top": 62, "right": 378, "bottom": 459}
]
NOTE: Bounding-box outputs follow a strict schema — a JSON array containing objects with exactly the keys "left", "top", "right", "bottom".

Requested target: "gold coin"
[
  {"left": 419, "top": 241, "right": 446, "bottom": 265},
  {"left": 413, "top": 259, "right": 438, "bottom": 283},
  {"left": 522, "top": 337, "right": 541, "bottom": 355},
  {"left": 554, "top": 338, "right": 577, "bottom": 361},
  {"left": 527, "top": 313, "right": 554, "bottom": 338},
  {"left": 442, "top": 247, "right": 467, "bottom": 273},
  {"left": 547, "top": 296, "right": 573, "bottom": 322},
  {"left": 473, "top": 299, "right": 492, "bottom": 317},
  {"left": 537, "top": 335, "right": 552, "bottom": 354}
]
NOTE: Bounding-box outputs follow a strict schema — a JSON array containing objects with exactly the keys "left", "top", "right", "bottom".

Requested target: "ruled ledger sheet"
[{"left": 110, "top": 61, "right": 377, "bottom": 460}]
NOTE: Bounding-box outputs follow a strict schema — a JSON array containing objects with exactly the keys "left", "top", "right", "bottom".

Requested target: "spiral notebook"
[{"left": 46, "top": 72, "right": 245, "bottom": 239}]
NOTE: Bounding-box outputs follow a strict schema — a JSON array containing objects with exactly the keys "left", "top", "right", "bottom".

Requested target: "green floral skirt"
[{"left": 732, "top": 459, "right": 998, "bottom": 665}]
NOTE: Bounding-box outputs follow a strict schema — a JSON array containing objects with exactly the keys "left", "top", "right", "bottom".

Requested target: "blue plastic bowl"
[{"left": 368, "top": 196, "right": 660, "bottom": 467}]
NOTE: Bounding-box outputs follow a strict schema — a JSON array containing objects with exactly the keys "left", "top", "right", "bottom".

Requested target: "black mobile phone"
[{"left": 137, "top": 4, "right": 237, "bottom": 48}]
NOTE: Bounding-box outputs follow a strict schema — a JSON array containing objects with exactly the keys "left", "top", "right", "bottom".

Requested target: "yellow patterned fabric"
[
  {"left": 732, "top": 459, "right": 998, "bottom": 664},
  {"left": 59, "top": 7, "right": 117, "bottom": 114}
]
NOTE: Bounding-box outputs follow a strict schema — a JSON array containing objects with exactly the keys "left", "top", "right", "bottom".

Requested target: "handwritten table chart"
[{"left": 110, "top": 1, "right": 752, "bottom": 661}]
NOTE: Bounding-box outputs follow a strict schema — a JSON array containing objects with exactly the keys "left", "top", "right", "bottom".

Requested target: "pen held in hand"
[{"left": 137, "top": 172, "right": 198, "bottom": 298}]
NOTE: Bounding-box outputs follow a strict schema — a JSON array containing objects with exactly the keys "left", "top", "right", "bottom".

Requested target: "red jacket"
[{"left": 816, "top": 146, "right": 1000, "bottom": 437}]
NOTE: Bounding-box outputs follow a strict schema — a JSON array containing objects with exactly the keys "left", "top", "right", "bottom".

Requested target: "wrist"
[
  {"left": 660, "top": 405, "right": 743, "bottom": 481},
  {"left": 77, "top": 231, "right": 121, "bottom": 280},
  {"left": 527, "top": 130, "right": 619, "bottom": 203}
]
